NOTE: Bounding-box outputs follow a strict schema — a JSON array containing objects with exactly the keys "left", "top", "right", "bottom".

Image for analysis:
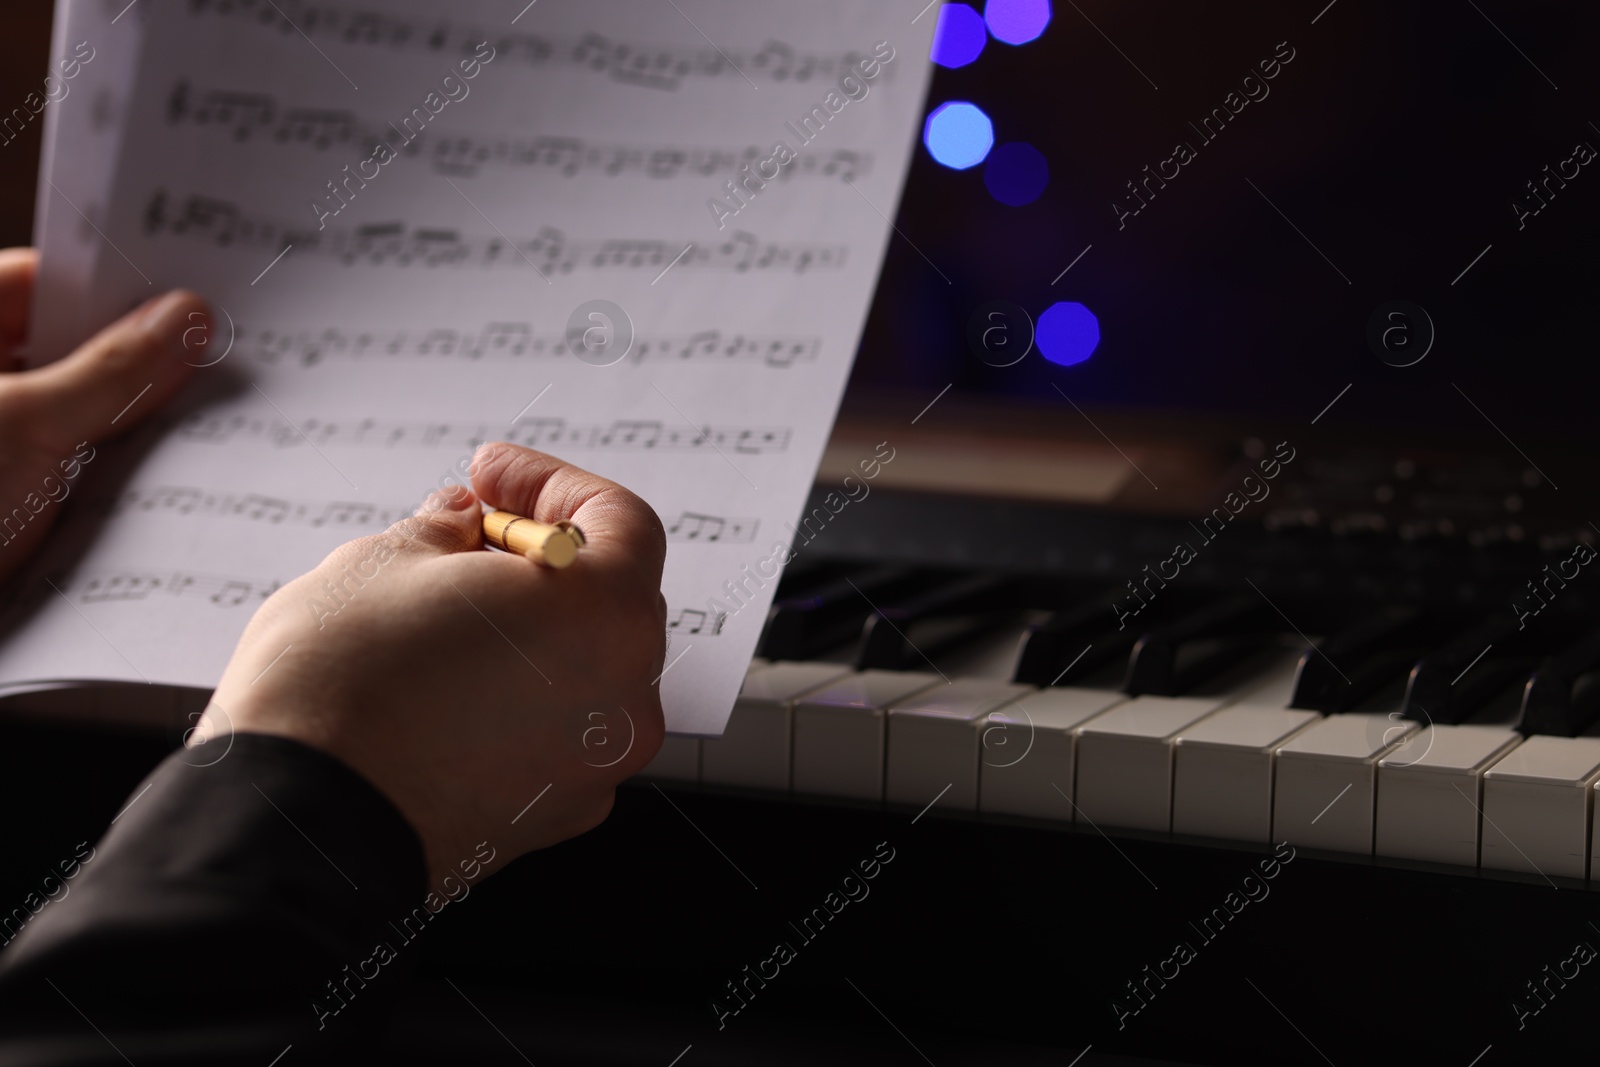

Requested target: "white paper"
[{"left": 2, "top": 0, "right": 936, "bottom": 735}]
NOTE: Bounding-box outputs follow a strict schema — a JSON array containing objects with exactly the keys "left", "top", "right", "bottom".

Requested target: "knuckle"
[
  {"left": 390, "top": 513, "right": 461, "bottom": 554},
  {"left": 84, "top": 328, "right": 146, "bottom": 375}
]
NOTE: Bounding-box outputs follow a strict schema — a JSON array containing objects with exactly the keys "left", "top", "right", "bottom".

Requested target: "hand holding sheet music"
[{"left": 6, "top": 0, "right": 936, "bottom": 735}]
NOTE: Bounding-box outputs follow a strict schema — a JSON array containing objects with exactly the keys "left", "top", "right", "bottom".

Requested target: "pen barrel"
[{"left": 482, "top": 510, "right": 584, "bottom": 568}]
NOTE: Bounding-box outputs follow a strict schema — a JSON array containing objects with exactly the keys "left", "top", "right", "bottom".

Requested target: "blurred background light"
[
  {"left": 1037, "top": 301, "right": 1099, "bottom": 366},
  {"left": 984, "top": 0, "right": 1051, "bottom": 45},
  {"left": 930, "top": 4, "right": 987, "bottom": 68},
  {"left": 923, "top": 102, "right": 995, "bottom": 170},
  {"left": 982, "top": 142, "right": 1049, "bottom": 205}
]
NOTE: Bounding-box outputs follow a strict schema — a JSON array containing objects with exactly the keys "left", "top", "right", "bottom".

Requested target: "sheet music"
[{"left": 5, "top": 0, "right": 936, "bottom": 735}]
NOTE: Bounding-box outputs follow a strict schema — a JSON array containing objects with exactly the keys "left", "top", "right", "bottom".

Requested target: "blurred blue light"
[
  {"left": 1037, "top": 302, "right": 1099, "bottom": 366},
  {"left": 923, "top": 102, "right": 994, "bottom": 170},
  {"left": 983, "top": 142, "right": 1049, "bottom": 205},
  {"left": 931, "top": 4, "right": 987, "bottom": 68},
  {"left": 985, "top": 0, "right": 1051, "bottom": 45}
]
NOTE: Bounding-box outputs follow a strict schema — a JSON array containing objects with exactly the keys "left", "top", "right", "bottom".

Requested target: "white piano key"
[
  {"left": 1073, "top": 697, "right": 1222, "bottom": 832},
  {"left": 1206, "top": 642, "right": 1306, "bottom": 709},
  {"left": 977, "top": 687, "right": 1124, "bottom": 821},
  {"left": 1171, "top": 704, "right": 1319, "bottom": 843},
  {"left": 939, "top": 611, "right": 1047, "bottom": 681},
  {"left": 1592, "top": 780, "right": 1600, "bottom": 885},
  {"left": 1481, "top": 735, "right": 1600, "bottom": 881},
  {"left": 1374, "top": 725, "right": 1522, "bottom": 867},
  {"left": 642, "top": 662, "right": 779, "bottom": 783},
  {"left": 1273, "top": 713, "right": 1416, "bottom": 854},
  {"left": 885, "top": 679, "right": 1033, "bottom": 813},
  {"left": 791, "top": 670, "right": 942, "bottom": 800},
  {"left": 700, "top": 661, "right": 851, "bottom": 790}
]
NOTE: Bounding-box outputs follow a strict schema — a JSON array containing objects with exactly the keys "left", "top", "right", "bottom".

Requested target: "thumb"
[
  {"left": 389, "top": 485, "right": 483, "bottom": 555},
  {"left": 11, "top": 290, "right": 207, "bottom": 453}
]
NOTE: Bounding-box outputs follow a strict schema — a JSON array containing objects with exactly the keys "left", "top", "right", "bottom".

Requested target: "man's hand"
[
  {"left": 205, "top": 442, "right": 669, "bottom": 892},
  {"left": 0, "top": 247, "right": 208, "bottom": 580}
]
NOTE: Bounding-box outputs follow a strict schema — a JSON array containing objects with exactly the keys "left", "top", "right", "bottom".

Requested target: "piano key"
[
  {"left": 978, "top": 686, "right": 1125, "bottom": 820},
  {"left": 884, "top": 679, "right": 1033, "bottom": 813},
  {"left": 1516, "top": 627, "right": 1600, "bottom": 736},
  {"left": 700, "top": 661, "right": 852, "bottom": 790},
  {"left": 791, "top": 669, "right": 942, "bottom": 801},
  {"left": 1593, "top": 781, "right": 1600, "bottom": 884},
  {"left": 1289, "top": 606, "right": 1436, "bottom": 712},
  {"left": 1012, "top": 593, "right": 1139, "bottom": 687},
  {"left": 1171, "top": 705, "right": 1319, "bottom": 843},
  {"left": 1123, "top": 594, "right": 1277, "bottom": 696},
  {"left": 1481, "top": 735, "right": 1600, "bottom": 881},
  {"left": 938, "top": 608, "right": 1049, "bottom": 682},
  {"left": 1374, "top": 724, "right": 1522, "bottom": 866},
  {"left": 854, "top": 574, "right": 1018, "bottom": 671},
  {"left": 1401, "top": 615, "right": 1540, "bottom": 724},
  {"left": 1073, "top": 697, "right": 1223, "bottom": 831},
  {"left": 641, "top": 661, "right": 775, "bottom": 782},
  {"left": 1213, "top": 641, "right": 1308, "bottom": 709},
  {"left": 759, "top": 567, "right": 921, "bottom": 661},
  {"left": 1273, "top": 713, "right": 1417, "bottom": 854}
]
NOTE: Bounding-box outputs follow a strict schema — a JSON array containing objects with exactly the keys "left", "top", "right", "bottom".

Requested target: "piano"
[
  {"left": 6, "top": 2, "right": 1600, "bottom": 1064},
  {"left": 645, "top": 442, "right": 1600, "bottom": 889}
]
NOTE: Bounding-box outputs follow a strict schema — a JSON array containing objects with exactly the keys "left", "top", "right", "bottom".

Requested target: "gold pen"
[{"left": 482, "top": 510, "right": 586, "bottom": 569}]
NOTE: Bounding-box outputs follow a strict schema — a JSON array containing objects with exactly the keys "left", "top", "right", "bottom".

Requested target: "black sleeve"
[{"left": 0, "top": 733, "right": 429, "bottom": 1066}]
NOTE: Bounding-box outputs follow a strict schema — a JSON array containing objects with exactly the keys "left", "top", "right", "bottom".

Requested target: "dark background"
[
  {"left": 0, "top": 4, "right": 53, "bottom": 249},
  {"left": 852, "top": 2, "right": 1599, "bottom": 449}
]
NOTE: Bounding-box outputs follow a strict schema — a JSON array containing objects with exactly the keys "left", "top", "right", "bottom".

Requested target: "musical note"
[
  {"left": 470, "top": 322, "right": 531, "bottom": 357},
  {"left": 184, "top": 1, "right": 880, "bottom": 93},
  {"left": 210, "top": 580, "right": 253, "bottom": 606},
  {"left": 279, "top": 106, "right": 355, "bottom": 147},
  {"left": 236, "top": 494, "right": 291, "bottom": 523},
  {"left": 662, "top": 511, "right": 758, "bottom": 543},
  {"left": 667, "top": 607, "right": 728, "bottom": 635},
  {"left": 51, "top": 565, "right": 713, "bottom": 638},
  {"left": 143, "top": 191, "right": 244, "bottom": 245},
  {"left": 78, "top": 574, "right": 162, "bottom": 604},
  {"left": 235, "top": 320, "right": 818, "bottom": 368},
  {"left": 146, "top": 191, "right": 850, "bottom": 276},
  {"left": 169, "top": 413, "right": 790, "bottom": 455},
  {"left": 178, "top": 84, "right": 277, "bottom": 137},
  {"left": 143, "top": 486, "right": 204, "bottom": 514},
  {"left": 105, "top": 487, "right": 409, "bottom": 529},
  {"left": 51, "top": 568, "right": 281, "bottom": 609},
  {"left": 99, "top": 488, "right": 756, "bottom": 544}
]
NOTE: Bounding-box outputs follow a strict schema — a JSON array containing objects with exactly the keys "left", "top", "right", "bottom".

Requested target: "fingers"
[
  {"left": 469, "top": 441, "right": 666, "bottom": 579},
  {"left": 0, "top": 248, "right": 38, "bottom": 356},
  {"left": 1, "top": 289, "right": 207, "bottom": 454}
]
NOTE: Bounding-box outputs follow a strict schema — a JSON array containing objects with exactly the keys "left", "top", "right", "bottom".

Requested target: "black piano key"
[
  {"left": 757, "top": 567, "right": 929, "bottom": 662},
  {"left": 1290, "top": 606, "right": 1440, "bottom": 713},
  {"left": 1516, "top": 627, "right": 1600, "bottom": 736},
  {"left": 855, "top": 574, "right": 1019, "bottom": 671},
  {"left": 1012, "top": 594, "right": 1139, "bottom": 687},
  {"left": 1399, "top": 615, "right": 1544, "bottom": 724},
  {"left": 1123, "top": 594, "right": 1277, "bottom": 697}
]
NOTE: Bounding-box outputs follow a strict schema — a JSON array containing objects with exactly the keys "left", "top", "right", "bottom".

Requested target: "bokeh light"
[
  {"left": 931, "top": 4, "right": 987, "bottom": 68},
  {"left": 923, "top": 102, "right": 995, "bottom": 170},
  {"left": 1037, "top": 301, "right": 1099, "bottom": 366},
  {"left": 985, "top": 0, "right": 1051, "bottom": 45},
  {"left": 982, "top": 142, "right": 1049, "bottom": 205}
]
